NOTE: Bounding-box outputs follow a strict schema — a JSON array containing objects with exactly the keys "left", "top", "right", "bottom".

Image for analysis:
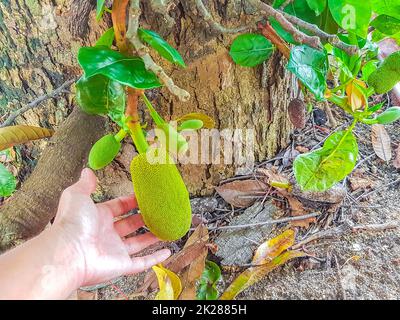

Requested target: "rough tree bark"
[{"left": 0, "top": 0, "right": 294, "bottom": 251}]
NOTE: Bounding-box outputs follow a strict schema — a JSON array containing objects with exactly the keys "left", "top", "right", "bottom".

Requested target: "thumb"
[{"left": 68, "top": 168, "right": 97, "bottom": 195}]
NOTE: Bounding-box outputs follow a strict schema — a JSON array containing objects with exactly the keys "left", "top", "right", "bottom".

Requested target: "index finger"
[{"left": 97, "top": 194, "right": 138, "bottom": 217}]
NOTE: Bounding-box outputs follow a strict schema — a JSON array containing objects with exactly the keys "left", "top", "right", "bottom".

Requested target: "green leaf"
[
  {"left": 287, "top": 45, "right": 329, "bottom": 100},
  {"left": 367, "top": 51, "right": 400, "bottom": 94},
  {"left": 361, "top": 60, "right": 378, "bottom": 81},
  {"left": 328, "top": 0, "right": 372, "bottom": 38},
  {"left": 370, "top": 15, "right": 400, "bottom": 36},
  {"left": 138, "top": 29, "right": 186, "bottom": 68},
  {"left": 306, "top": 0, "right": 327, "bottom": 15},
  {"left": 96, "top": 0, "right": 106, "bottom": 21},
  {"left": 196, "top": 261, "right": 221, "bottom": 300},
  {"left": 78, "top": 47, "right": 162, "bottom": 89},
  {"left": 229, "top": 34, "right": 274, "bottom": 67},
  {"left": 293, "top": 129, "right": 358, "bottom": 191},
  {"left": 368, "top": 102, "right": 385, "bottom": 114},
  {"left": 371, "top": 0, "right": 400, "bottom": 20},
  {"left": 0, "top": 163, "right": 16, "bottom": 197},
  {"left": 96, "top": 28, "right": 115, "bottom": 47},
  {"left": 376, "top": 107, "right": 400, "bottom": 124},
  {"left": 76, "top": 74, "right": 126, "bottom": 116}
]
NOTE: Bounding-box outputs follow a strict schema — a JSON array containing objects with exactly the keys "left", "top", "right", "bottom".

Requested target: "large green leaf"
[
  {"left": 328, "top": 0, "right": 372, "bottom": 38},
  {"left": 196, "top": 261, "right": 221, "bottom": 300},
  {"left": 96, "top": 28, "right": 115, "bottom": 47},
  {"left": 138, "top": 29, "right": 186, "bottom": 68},
  {"left": 0, "top": 163, "right": 16, "bottom": 197},
  {"left": 371, "top": 0, "right": 400, "bottom": 20},
  {"left": 306, "top": 0, "right": 327, "bottom": 15},
  {"left": 96, "top": 0, "right": 106, "bottom": 21},
  {"left": 293, "top": 129, "right": 358, "bottom": 191},
  {"left": 78, "top": 47, "right": 161, "bottom": 89},
  {"left": 286, "top": 45, "right": 329, "bottom": 100},
  {"left": 76, "top": 74, "right": 126, "bottom": 116},
  {"left": 370, "top": 15, "right": 400, "bottom": 36},
  {"left": 229, "top": 34, "right": 274, "bottom": 67}
]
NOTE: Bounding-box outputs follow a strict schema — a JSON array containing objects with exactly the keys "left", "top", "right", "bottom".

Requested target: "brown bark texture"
[{"left": 0, "top": 0, "right": 294, "bottom": 251}]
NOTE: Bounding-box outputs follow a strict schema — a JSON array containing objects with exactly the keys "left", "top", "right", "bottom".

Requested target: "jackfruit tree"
[{"left": 0, "top": 0, "right": 400, "bottom": 251}]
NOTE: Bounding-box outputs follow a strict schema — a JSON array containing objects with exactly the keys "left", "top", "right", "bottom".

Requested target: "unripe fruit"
[
  {"left": 376, "top": 107, "right": 400, "bottom": 124},
  {"left": 368, "top": 51, "right": 400, "bottom": 94},
  {"left": 89, "top": 134, "right": 121, "bottom": 170},
  {"left": 130, "top": 151, "right": 192, "bottom": 241}
]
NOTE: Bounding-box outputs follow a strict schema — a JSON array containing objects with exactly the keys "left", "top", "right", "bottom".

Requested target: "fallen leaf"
[
  {"left": 215, "top": 179, "right": 268, "bottom": 208},
  {"left": 256, "top": 167, "right": 290, "bottom": 190},
  {"left": 394, "top": 144, "right": 400, "bottom": 169},
  {"left": 196, "top": 260, "right": 221, "bottom": 300},
  {"left": 220, "top": 250, "right": 307, "bottom": 300},
  {"left": 153, "top": 264, "right": 182, "bottom": 300},
  {"left": 180, "top": 225, "right": 209, "bottom": 300},
  {"left": 349, "top": 176, "right": 374, "bottom": 191},
  {"left": 371, "top": 124, "right": 392, "bottom": 162},
  {"left": 288, "top": 98, "right": 306, "bottom": 129},
  {"left": 138, "top": 225, "right": 209, "bottom": 294},
  {"left": 295, "top": 145, "right": 310, "bottom": 153},
  {"left": 0, "top": 125, "right": 54, "bottom": 151}
]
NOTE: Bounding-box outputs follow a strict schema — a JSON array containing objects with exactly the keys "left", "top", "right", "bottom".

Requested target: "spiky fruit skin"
[
  {"left": 130, "top": 152, "right": 192, "bottom": 241},
  {"left": 368, "top": 51, "right": 400, "bottom": 94},
  {"left": 89, "top": 134, "right": 121, "bottom": 170}
]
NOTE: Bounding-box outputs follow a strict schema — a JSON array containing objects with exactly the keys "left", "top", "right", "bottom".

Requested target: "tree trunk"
[{"left": 0, "top": 0, "right": 294, "bottom": 250}]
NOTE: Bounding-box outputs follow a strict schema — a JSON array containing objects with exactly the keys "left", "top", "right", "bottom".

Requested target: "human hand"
[{"left": 52, "top": 168, "right": 171, "bottom": 288}]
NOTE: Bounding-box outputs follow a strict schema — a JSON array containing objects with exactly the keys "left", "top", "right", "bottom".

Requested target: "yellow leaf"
[
  {"left": 176, "top": 113, "right": 215, "bottom": 129},
  {"left": 220, "top": 250, "right": 307, "bottom": 300},
  {"left": 153, "top": 264, "right": 182, "bottom": 300},
  {"left": 0, "top": 125, "right": 54, "bottom": 151},
  {"left": 252, "top": 229, "right": 295, "bottom": 265},
  {"left": 346, "top": 79, "right": 367, "bottom": 112}
]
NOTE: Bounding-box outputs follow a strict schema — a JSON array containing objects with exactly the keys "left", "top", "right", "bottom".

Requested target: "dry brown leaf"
[
  {"left": 77, "top": 290, "right": 98, "bottom": 300},
  {"left": 371, "top": 124, "right": 392, "bottom": 162},
  {"left": 180, "top": 225, "right": 209, "bottom": 300},
  {"left": 288, "top": 98, "right": 306, "bottom": 129},
  {"left": 137, "top": 225, "right": 209, "bottom": 295},
  {"left": 349, "top": 176, "right": 374, "bottom": 191},
  {"left": 393, "top": 144, "right": 400, "bottom": 169},
  {"left": 295, "top": 145, "right": 310, "bottom": 153},
  {"left": 0, "top": 125, "right": 54, "bottom": 151},
  {"left": 215, "top": 179, "right": 267, "bottom": 208},
  {"left": 256, "top": 167, "right": 289, "bottom": 190}
]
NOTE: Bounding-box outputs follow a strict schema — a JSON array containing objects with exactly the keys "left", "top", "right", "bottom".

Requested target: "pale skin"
[{"left": 0, "top": 168, "right": 171, "bottom": 300}]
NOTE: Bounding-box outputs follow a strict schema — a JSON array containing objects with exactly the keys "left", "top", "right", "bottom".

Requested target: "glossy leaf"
[
  {"left": 293, "top": 129, "right": 359, "bottom": 191},
  {"left": 306, "top": 0, "right": 327, "bottom": 15},
  {"left": 176, "top": 113, "right": 215, "bottom": 129},
  {"left": 361, "top": 60, "right": 378, "bottom": 81},
  {"left": 178, "top": 119, "right": 204, "bottom": 131},
  {"left": 376, "top": 107, "right": 400, "bottom": 124},
  {"left": 328, "top": 0, "right": 372, "bottom": 37},
  {"left": 368, "top": 51, "right": 400, "bottom": 94},
  {"left": 96, "top": 28, "right": 115, "bottom": 47},
  {"left": 96, "top": 0, "right": 106, "bottom": 21},
  {"left": 371, "top": 15, "right": 400, "bottom": 36},
  {"left": 197, "top": 261, "right": 221, "bottom": 300},
  {"left": 153, "top": 265, "right": 182, "bottom": 300},
  {"left": 0, "top": 125, "right": 54, "bottom": 152},
  {"left": 76, "top": 74, "right": 126, "bottom": 116},
  {"left": 287, "top": 45, "right": 329, "bottom": 100},
  {"left": 0, "top": 163, "right": 16, "bottom": 197},
  {"left": 229, "top": 34, "right": 274, "bottom": 67},
  {"left": 78, "top": 47, "right": 162, "bottom": 89},
  {"left": 138, "top": 29, "right": 186, "bottom": 68}
]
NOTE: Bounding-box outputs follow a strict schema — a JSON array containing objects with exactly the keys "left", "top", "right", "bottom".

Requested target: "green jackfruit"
[
  {"left": 130, "top": 151, "right": 191, "bottom": 241},
  {"left": 368, "top": 51, "right": 400, "bottom": 94},
  {"left": 89, "top": 134, "right": 121, "bottom": 170}
]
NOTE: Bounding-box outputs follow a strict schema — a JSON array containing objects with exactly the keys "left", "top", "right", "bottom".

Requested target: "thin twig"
[
  {"left": 0, "top": 79, "right": 76, "bottom": 128},
  {"left": 355, "top": 177, "right": 400, "bottom": 201},
  {"left": 127, "top": 0, "right": 190, "bottom": 102},
  {"left": 207, "top": 212, "right": 320, "bottom": 231}
]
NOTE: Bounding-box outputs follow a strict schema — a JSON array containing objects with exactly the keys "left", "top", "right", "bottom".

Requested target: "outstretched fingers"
[
  {"left": 114, "top": 214, "right": 145, "bottom": 237},
  {"left": 128, "top": 249, "right": 171, "bottom": 274},
  {"left": 124, "top": 233, "right": 160, "bottom": 255},
  {"left": 98, "top": 195, "right": 138, "bottom": 217}
]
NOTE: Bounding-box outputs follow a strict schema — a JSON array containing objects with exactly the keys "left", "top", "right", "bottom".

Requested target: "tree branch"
[
  {"left": 0, "top": 79, "right": 76, "bottom": 128},
  {"left": 127, "top": 0, "right": 190, "bottom": 102}
]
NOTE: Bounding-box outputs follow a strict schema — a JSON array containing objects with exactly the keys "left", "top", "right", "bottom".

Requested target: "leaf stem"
[
  {"left": 114, "top": 129, "right": 127, "bottom": 142},
  {"left": 141, "top": 94, "right": 165, "bottom": 126}
]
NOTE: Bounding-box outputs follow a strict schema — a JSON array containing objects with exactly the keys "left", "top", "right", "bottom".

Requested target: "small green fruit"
[
  {"left": 178, "top": 119, "right": 204, "bottom": 131},
  {"left": 368, "top": 51, "right": 400, "bottom": 94},
  {"left": 89, "top": 134, "right": 121, "bottom": 170},
  {"left": 130, "top": 151, "right": 192, "bottom": 241},
  {"left": 376, "top": 107, "right": 400, "bottom": 124}
]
